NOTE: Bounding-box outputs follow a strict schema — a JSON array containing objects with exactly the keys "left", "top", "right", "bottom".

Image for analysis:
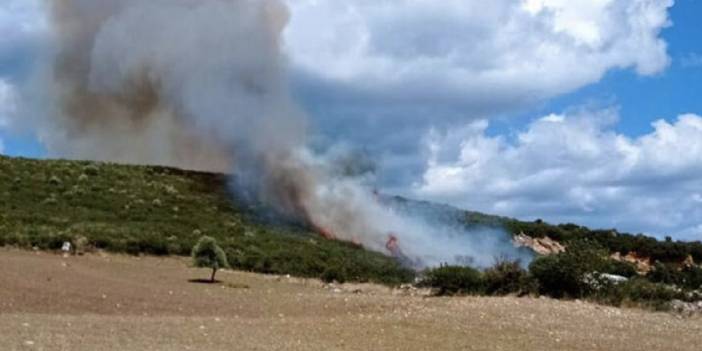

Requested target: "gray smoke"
[
  {"left": 28, "top": 0, "right": 531, "bottom": 269},
  {"left": 36, "top": 0, "right": 299, "bottom": 171}
]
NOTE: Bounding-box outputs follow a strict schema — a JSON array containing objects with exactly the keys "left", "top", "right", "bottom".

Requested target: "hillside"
[
  {"left": 383, "top": 194, "right": 702, "bottom": 266},
  {"left": 2, "top": 154, "right": 701, "bottom": 282},
  {"left": 0, "top": 155, "right": 413, "bottom": 284}
]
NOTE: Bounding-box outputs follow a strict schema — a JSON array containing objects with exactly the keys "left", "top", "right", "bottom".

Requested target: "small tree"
[{"left": 191, "top": 236, "right": 229, "bottom": 282}]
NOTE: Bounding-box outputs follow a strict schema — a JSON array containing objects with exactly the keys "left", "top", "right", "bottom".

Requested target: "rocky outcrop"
[
  {"left": 610, "top": 252, "right": 652, "bottom": 274},
  {"left": 682, "top": 255, "right": 696, "bottom": 269},
  {"left": 513, "top": 233, "right": 566, "bottom": 256}
]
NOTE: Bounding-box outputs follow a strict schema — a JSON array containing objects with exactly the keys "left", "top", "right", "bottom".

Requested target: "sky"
[{"left": 0, "top": 0, "right": 701, "bottom": 241}]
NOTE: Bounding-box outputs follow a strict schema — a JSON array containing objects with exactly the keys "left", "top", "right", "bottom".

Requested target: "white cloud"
[
  {"left": 283, "top": 0, "right": 674, "bottom": 188},
  {"left": 0, "top": 0, "right": 46, "bottom": 56},
  {"left": 413, "top": 110, "right": 702, "bottom": 240},
  {"left": 0, "top": 78, "right": 17, "bottom": 154},
  {"left": 0, "top": 79, "right": 16, "bottom": 128},
  {"left": 0, "top": 0, "right": 45, "bottom": 37},
  {"left": 681, "top": 53, "right": 702, "bottom": 68},
  {"left": 284, "top": 0, "right": 672, "bottom": 107}
]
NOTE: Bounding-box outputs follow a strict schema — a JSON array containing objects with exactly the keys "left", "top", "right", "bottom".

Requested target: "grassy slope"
[
  {"left": 2, "top": 154, "right": 700, "bottom": 284},
  {"left": 0, "top": 155, "right": 413, "bottom": 284}
]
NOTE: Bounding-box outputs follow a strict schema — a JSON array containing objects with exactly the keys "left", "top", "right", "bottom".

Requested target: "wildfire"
[
  {"left": 312, "top": 224, "right": 335, "bottom": 240},
  {"left": 386, "top": 234, "right": 401, "bottom": 257}
]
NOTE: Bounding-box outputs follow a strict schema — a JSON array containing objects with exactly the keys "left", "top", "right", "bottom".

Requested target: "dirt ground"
[{"left": 1, "top": 249, "right": 700, "bottom": 351}]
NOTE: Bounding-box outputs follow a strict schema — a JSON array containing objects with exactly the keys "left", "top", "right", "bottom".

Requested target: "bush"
[
  {"left": 680, "top": 266, "right": 702, "bottom": 290},
  {"left": 321, "top": 265, "right": 348, "bottom": 284},
  {"left": 191, "top": 236, "right": 230, "bottom": 282},
  {"left": 648, "top": 262, "right": 680, "bottom": 285},
  {"left": 529, "top": 240, "right": 609, "bottom": 298},
  {"left": 621, "top": 278, "right": 679, "bottom": 306},
  {"left": 650, "top": 262, "right": 702, "bottom": 290},
  {"left": 604, "top": 278, "right": 685, "bottom": 310},
  {"left": 483, "top": 259, "right": 532, "bottom": 296},
  {"left": 601, "top": 259, "right": 638, "bottom": 278},
  {"left": 82, "top": 165, "right": 99, "bottom": 176},
  {"left": 420, "top": 265, "right": 484, "bottom": 296}
]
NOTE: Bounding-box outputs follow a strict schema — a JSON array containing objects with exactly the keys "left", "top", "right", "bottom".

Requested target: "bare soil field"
[{"left": 1, "top": 249, "right": 700, "bottom": 351}]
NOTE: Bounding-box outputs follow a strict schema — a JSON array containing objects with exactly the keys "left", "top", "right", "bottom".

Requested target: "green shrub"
[
  {"left": 529, "top": 240, "right": 609, "bottom": 298},
  {"left": 83, "top": 165, "right": 99, "bottom": 176},
  {"left": 621, "top": 278, "right": 679, "bottom": 305},
  {"left": 483, "top": 259, "right": 532, "bottom": 296},
  {"left": 601, "top": 259, "right": 638, "bottom": 278},
  {"left": 680, "top": 266, "right": 702, "bottom": 290},
  {"left": 596, "top": 278, "right": 683, "bottom": 310},
  {"left": 648, "top": 262, "right": 680, "bottom": 285},
  {"left": 321, "top": 264, "right": 348, "bottom": 284},
  {"left": 420, "top": 265, "right": 484, "bottom": 296},
  {"left": 650, "top": 263, "right": 702, "bottom": 290},
  {"left": 529, "top": 255, "right": 571, "bottom": 297},
  {"left": 192, "top": 236, "right": 230, "bottom": 282}
]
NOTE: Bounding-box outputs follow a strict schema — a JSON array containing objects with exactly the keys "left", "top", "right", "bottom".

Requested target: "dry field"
[{"left": 0, "top": 249, "right": 700, "bottom": 351}]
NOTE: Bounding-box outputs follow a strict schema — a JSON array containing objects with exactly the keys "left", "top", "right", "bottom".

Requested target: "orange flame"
[{"left": 386, "top": 233, "right": 400, "bottom": 257}]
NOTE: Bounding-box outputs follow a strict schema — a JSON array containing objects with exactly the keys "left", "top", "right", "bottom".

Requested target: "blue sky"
[
  {"left": 1, "top": 0, "right": 701, "bottom": 240},
  {"left": 489, "top": 0, "right": 702, "bottom": 138},
  {"left": 557, "top": 0, "right": 702, "bottom": 134}
]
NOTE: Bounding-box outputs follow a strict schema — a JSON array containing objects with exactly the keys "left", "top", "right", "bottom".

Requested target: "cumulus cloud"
[
  {"left": 0, "top": 79, "right": 16, "bottom": 127},
  {"left": 0, "top": 79, "right": 19, "bottom": 154},
  {"left": 413, "top": 110, "right": 702, "bottom": 240},
  {"left": 0, "top": 0, "right": 44, "bottom": 46},
  {"left": 284, "top": 0, "right": 674, "bottom": 186},
  {"left": 0, "top": 0, "right": 46, "bottom": 74},
  {"left": 285, "top": 0, "right": 672, "bottom": 106}
]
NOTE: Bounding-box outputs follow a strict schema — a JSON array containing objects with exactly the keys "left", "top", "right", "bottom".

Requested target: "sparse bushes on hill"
[{"left": 0, "top": 155, "right": 414, "bottom": 286}]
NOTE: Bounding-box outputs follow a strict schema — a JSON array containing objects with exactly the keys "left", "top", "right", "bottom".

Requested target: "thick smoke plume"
[{"left": 34, "top": 0, "right": 531, "bottom": 268}]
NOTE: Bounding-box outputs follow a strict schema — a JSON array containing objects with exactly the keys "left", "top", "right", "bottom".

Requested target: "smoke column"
[{"left": 31, "top": 0, "right": 531, "bottom": 268}]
